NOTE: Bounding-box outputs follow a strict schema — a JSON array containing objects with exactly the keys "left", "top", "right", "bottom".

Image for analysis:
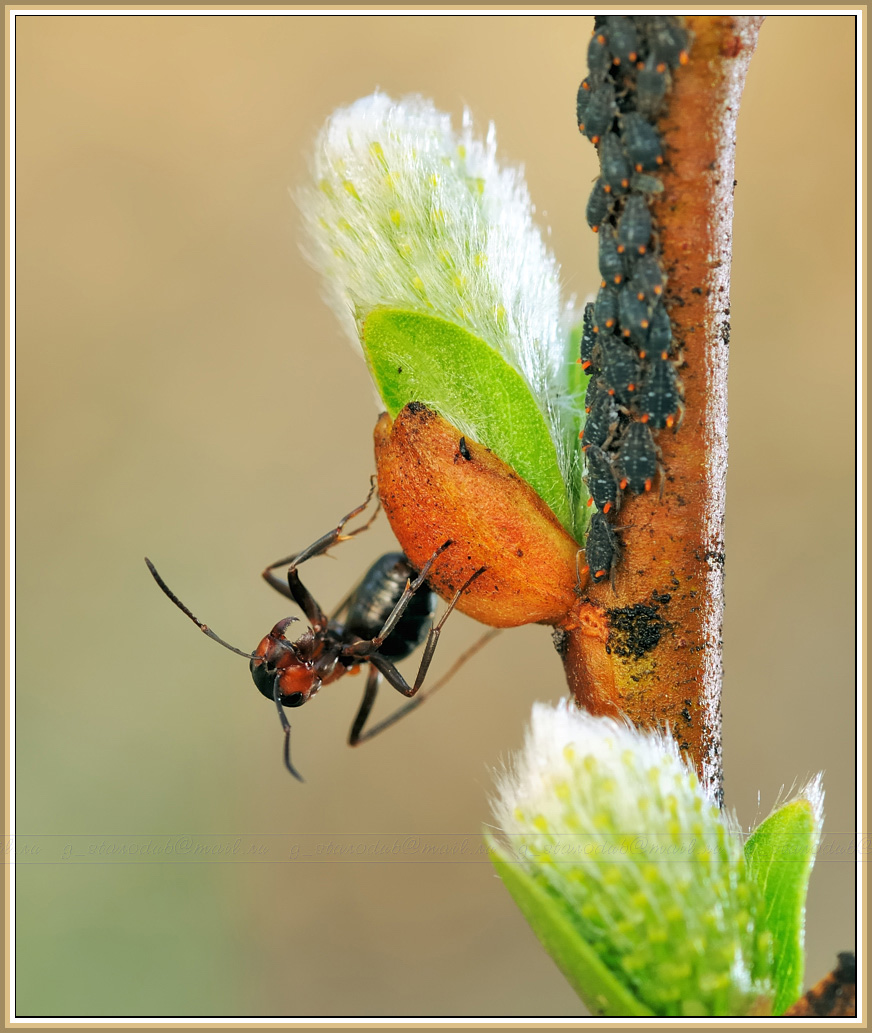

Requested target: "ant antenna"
[
  {"left": 273, "top": 678, "right": 305, "bottom": 782},
  {"left": 145, "top": 558, "right": 259, "bottom": 660}
]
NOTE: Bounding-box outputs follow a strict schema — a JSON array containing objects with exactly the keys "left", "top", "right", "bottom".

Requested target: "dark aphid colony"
[{"left": 575, "top": 14, "right": 692, "bottom": 588}]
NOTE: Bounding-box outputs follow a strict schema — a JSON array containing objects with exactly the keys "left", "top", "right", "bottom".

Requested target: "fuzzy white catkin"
[
  {"left": 299, "top": 92, "right": 577, "bottom": 496},
  {"left": 491, "top": 701, "right": 777, "bottom": 1016}
]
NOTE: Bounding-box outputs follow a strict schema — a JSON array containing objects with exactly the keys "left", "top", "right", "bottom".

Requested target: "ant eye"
[{"left": 285, "top": 692, "right": 306, "bottom": 708}]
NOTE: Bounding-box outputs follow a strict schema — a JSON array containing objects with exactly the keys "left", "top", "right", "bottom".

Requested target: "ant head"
[{"left": 249, "top": 617, "right": 322, "bottom": 707}]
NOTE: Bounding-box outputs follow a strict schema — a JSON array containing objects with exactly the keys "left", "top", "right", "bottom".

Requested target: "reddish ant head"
[{"left": 249, "top": 617, "right": 321, "bottom": 707}]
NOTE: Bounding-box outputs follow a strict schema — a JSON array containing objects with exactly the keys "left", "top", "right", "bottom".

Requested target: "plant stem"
[{"left": 562, "top": 16, "right": 765, "bottom": 802}]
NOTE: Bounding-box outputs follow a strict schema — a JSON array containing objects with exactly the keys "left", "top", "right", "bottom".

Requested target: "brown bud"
[{"left": 374, "top": 403, "right": 580, "bottom": 628}]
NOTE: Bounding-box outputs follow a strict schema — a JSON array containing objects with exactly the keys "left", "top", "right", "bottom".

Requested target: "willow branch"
[{"left": 563, "top": 16, "right": 765, "bottom": 801}]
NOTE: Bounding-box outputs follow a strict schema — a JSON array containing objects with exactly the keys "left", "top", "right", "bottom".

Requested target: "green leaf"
[
  {"left": 486, "top": 838, "right": 652, "bottom": 1017},
  {"left": 362, "top": 308, "right": 574, "bottom": 535},
  {"left": 744, "top": 788, "right": 823, "bottom": 1015}
]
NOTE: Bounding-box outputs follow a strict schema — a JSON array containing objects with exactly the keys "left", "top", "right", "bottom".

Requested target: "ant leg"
[
  {"left": 348, "top": 665, "right": 380, "bottom": 745},
  {"left": 343, "top": 541, "right": 455, "bottom": 658},
  {"left": 262, "top": 479, "right": 379, "bottom": 630},
  {"left": 349, "top": 628, "right": 501, "bottom": 745}
]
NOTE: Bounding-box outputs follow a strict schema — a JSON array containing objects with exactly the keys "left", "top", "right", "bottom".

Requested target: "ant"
[{"left": 145, "top": 481, "right": 489, "bottom": 781}]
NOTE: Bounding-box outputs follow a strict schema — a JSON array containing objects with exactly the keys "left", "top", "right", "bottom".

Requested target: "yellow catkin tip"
[
  {"left": 411, "top": 276, "right": 426, "bottom": 292},
  {"left": 533, "top": 814, "right": 549, "bottom": 832},
  {"left": 369, "top": 141, "right": 386, "bottom": 165},
  {"left": 343, "top": 180, "right": 360, "bottom": 200},
  {"left": 389, "top": 209, "right": 402, "bottom": 227},
  {"left": 563, "top": 745, "right": 575, "bottom": 763},
  {"left": 475, "top": 252, "right": 488, "bottom": 267},
  {"left": 457, "top": 144, "right": 467, "bottom": 160},
  {"left": 429, "top": 172, "right": 440, "bottom": 187}
]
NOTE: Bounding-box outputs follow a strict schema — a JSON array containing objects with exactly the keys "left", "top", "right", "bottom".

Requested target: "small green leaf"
[
  {"left": 486, "top": 838, "right": 652, "bottom": 1017},
  {"left": 362, "top": 308, "right": 574, "bottom": 535},
  {"left": 744, "top": 786, "right": 823, "bottom": 1015}
]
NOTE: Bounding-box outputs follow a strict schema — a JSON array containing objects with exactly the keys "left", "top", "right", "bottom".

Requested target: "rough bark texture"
[{"left": 563, "top": 17, "right": 764, "bottom": 801}]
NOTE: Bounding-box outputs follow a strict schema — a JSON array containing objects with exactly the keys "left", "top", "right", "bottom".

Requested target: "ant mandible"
[{"left": 145, "top": 481, "right": 488, "bottom": 781}]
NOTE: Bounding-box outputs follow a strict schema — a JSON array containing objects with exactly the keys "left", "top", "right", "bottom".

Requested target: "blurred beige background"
[{"left": 14, "top": 13, "right": 856, "bottom": 1019}]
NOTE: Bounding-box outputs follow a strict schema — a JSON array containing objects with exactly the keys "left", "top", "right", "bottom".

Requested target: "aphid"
[
  {"left": 587, "top": 28, "right": 612, "bottom": 78},
  {"left": 584, "top": 511, "right": 622, "bottom": 585},
  {"left": 584, "top": 371, "right": 604, "bottom": 413},
  {"left": 584, "top": 445, "right": 620, "bottom": 514},
  {"left": 146, "top": 485, "right": 484, "bottom": 780},
  {"left": 579, "top": 302, "right": 599, "bottom": 372},
  {"left": 580, "top": 82, "right": 617, "bottom": 143},
  {"left": 629, "top": 252, "right": 666, "bottom": 304},
  {"left": 598, "top": 133, "right": 631, "bottom": 197},
  {"left": 620, "top": 112, "right": 664, "bottom": 172},
  {"left": 638, "top": 353, "right": 683, "bottom": 429},
  {"left": 640, "top": 302, "right": 673, "bottom": 359},
  {"left": 603, "top": 15, "right": 639, "bottom": 66},
  {"left": 598, "top": 224, "right": 626, "bottom": 286},
  {"left": 630, "top": 172, "right": 664, "bottom": 195},
  {"left": 616, "top": 194, "right": 653, "bottom": 255},
  {"left": 579, "top": 382, "right": 620, "bottom": 452},
  {"left": 576, "top": 78, "right": 593, "bottom": 129},
  {"left": 594, "top": 284, "right": 619, "bottom": 334},
  {"left": 648, "top": 15, "right": 691, "bottom": 69},
  {"left": 599, "top": 331, "right": 643, "bottom": 407},
  {"left": 586, "top": 178, "right": 612, "bottom": 232},
  {"left": 458, "top": 436, "right": 472, "bottom": 461},
  {"left": 617, "top": 422, "right": 660, "bottom": 494},
  {"left": 635, "top": 56, "right": 670, "bottom": 118},
  {"left": 618, "top": 280, "right": 651, "bottom": 343}
]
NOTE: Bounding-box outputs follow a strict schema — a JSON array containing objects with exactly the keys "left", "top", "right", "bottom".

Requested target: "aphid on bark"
[
  {"left": 640, "top": 302, "right": 673, "bottom": 359},
  {"left": 635, "top": 56, "right": 670, "bottom": 118},
  {"left": 587, "top": 28, "right": 612, "bottom": 78},
  {"left": 576, "top": 78, "right": 593, "bottom": 129},
  {"left": 618, "top": 281, "right": 652, "bottom": 343},
  {"left": 594, "top": 284, "right": 620, "bottom": 334},
  {"left": 598, "top": 133, "right": 631, "bottom": 196},
  {"left": 616, "top": 194, "right": 652, "bottom": 255},
  {"left": 620, "top": 112, "right": 664, "bottom": 172},
  {"left": 598, "top": 224, "right": 626, "bottom": 286},
  {"left": 629, "top": 252, "right": 666, "bottom": 304},
  {"left": 586, "top": 178, "right": 612, "bottom": 232},
  {"left": 584, "top": 445, "right": 620, "bottom": 515},
  {"left": 579, "top": 301, "right": 598, "bottom": 372},
  {"left": 599, "top": 331, "right": 643, "bottom": 407},
  {"left": 584, "top": 511, "right": 622, "bottom": 585},
  {"left": 648, "top": 15, "right": 692, "bottom": 69},
  {"left": 617, "top": 422, "right": 661, "bottom": 494},
  {"left": 630, "top": 172, "right": 664, "bottom": 195},
  {"left": 638, "top": 353, "right": 683, "bottom": 429},
  {"left": 579, "top": 382, "right": 620, "bottom": 452},
  {"left": 580, "top": 81, "right": 617, "bottom": 143},
  {"left": 603, "top": 15, "right": 639, "bottom": 66}
]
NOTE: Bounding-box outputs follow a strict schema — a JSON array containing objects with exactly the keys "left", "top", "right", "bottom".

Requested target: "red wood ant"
[{"left": 145, "top": 482, "right": 488, "bottom": 780}]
